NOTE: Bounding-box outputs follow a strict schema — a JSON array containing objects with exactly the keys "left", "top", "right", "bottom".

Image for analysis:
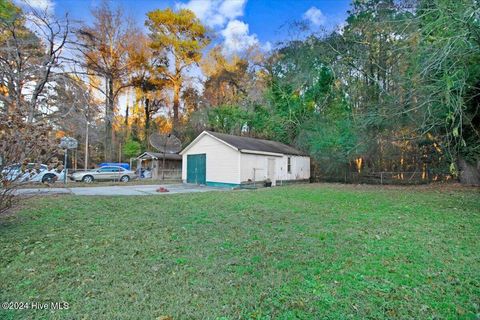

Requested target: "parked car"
[
  {"left": 99, "top": 162, "right": 131, "bottom": 170},
  {"left": 1, "top": 163, "right": 65, "bottom": 184},
  {"left": 71, "top": 166, "right": 137, "bottom": 183}
]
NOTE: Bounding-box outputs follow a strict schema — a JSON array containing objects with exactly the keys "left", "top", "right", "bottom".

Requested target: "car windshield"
[{"left": 25, "top": 163, "right": 48, "bottom": 171}]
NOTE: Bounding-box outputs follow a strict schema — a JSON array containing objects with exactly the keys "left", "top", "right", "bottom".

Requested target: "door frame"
[
  {"left": 267, "top": 158, "right": 276, "bottom": 186},
  {"left": 186, "top": 153, "right": 206, "bottom": 185}
]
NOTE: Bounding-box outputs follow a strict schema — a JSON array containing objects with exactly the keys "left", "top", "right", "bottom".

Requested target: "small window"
[
  {"left": 287, "top": 157, "right": 291, "bottom": 173},
  {"left": 99, "top": 167, "right": 120, "bottom": 172}
]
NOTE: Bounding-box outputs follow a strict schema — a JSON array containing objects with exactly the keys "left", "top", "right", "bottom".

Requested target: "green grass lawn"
[{"left": 1, "top": 184, "right": 479, "bottom": 319}]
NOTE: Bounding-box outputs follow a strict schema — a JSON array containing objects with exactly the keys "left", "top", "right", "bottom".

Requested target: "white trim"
[
  {"left": 136, "top": 152, "right": 158, "bottom": 160},
  {"left": 240, "top": 149, "right": 283, "bottom": 157},
  {"left": 180, "top": 131, "right": 307, "bottom": 158},
  {"left": 180, "top": 131, "right": 239, "bottom": 155},
  {"left": 146, "top": 152, "right": 159, "bottom": 159},
  {"left": 136, "top": 152, "right": 182, "bottom": 161}
]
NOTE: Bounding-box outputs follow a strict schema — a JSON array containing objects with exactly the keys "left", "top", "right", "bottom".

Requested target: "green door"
[{"left": 187, "top": 154, "right": 206, "bottom": 184}]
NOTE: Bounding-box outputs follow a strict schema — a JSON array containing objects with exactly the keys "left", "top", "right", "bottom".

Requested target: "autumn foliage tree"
[
  {"left": 129, "top": 34, "right": 169, "bottom": 140},
  {"left": 146, "top": 8, "right": 210, "bottom": 131},
  {"left": 201, "top": 46, "right": 251, "bottom": 107}
]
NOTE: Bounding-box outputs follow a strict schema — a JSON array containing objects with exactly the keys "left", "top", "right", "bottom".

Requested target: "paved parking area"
[{"left": 15, "top": 184, "right": 227, "bottom": 196}]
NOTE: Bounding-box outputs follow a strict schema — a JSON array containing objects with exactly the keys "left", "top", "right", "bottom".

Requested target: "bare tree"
[
  {"left": 0, "top": 2, "right": 70, "bottom": 213},
  {"left": 75, "top": 1, "right": 136, "bottom": 161},
  {"left": 48, "top": 76, "right": 102, "bottom": 169},
  {"left": 0, "top": 4, "right": 69, "bottom": 122}
]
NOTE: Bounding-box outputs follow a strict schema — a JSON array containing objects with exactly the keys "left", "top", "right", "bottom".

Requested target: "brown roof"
[
  {"left": 137, "top": 152, "right": 182, "bottom": 160},
  {"left": 207, "top": 131, "right": 307, "bottom": 156}
]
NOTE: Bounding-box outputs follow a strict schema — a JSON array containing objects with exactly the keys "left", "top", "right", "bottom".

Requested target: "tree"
[
  {"left": 0, "top": 114, "right": 59, "bottom": 213},
  {"left": 414, "top": 0, "right": 480, "bottom": 183},
  {"left": 207, "top": 104, "right": 248, "bottom": 134},
  {"left": 0, "top": 1, "right": 69, "bottom": 121},
  {"left": 0, "top": 0, "right": 17, "bottom": 20},
  {"left": 182, "top": 87, "right": 202, "bottom": 115},
  {"left": 0, "top": 1, "right": 71, "bottom": 211},
  {"left": 123, "top": 138, "right": 141, "bottom": 159},
  {"left": 77, "top": 1, "right": 136, "bottom": 161},
  {"left": 49, "top": 76, "right": 101, "bottom": 169},
  {"left": 146, "top": 8, "right": 210, "bottom": 130},
  {"left": 129, "top": 34, "right": 169, "bottom": 141},
  {"left": 201, "top": 46, "right": 251, "bottom": 107}
]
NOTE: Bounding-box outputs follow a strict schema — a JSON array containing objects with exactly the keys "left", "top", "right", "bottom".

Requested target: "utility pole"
[
  {"left": 60, "top": 137, "right": 78, "bottom": 185},
  {"left": 64, "top": 148, "right": 68, "bottom": 184},
  {"left": 85, "top": 121, "right": 89, "bottom": 170}
]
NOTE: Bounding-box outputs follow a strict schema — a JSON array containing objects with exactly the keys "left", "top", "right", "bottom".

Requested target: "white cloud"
[
  {"left": 218, "top": 0, "right": 245, "bottom": 21},
  {"left": 177, "top": 0, "right": 246, "bottom": 28},
  {"left": 220, "top": 19, "right": 259, "bottom": 55},
  {"left": 177, "top": 0, "right": 269, "bottom": 57},
  {"left": 262, "top": 41, "right": 272, "bottom": 52},
  {"left": 303, "top": 6, "right": 325, "bottom": 26}
]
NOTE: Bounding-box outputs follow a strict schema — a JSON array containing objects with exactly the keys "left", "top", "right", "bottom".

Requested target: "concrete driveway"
[{"left": 15, "top": 184, "right": 227, "bottom": 196}]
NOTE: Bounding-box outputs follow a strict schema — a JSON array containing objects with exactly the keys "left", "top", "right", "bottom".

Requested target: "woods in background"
[{"left": 1, "top": 0, "right": 479, "bottom": 184}]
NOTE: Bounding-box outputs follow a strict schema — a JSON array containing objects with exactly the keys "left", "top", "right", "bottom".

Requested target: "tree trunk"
[
  {"left": 85, "top": 121, "right": 89, "bottom": 169},
  {"left": 458, "top": 158, "right": 480, "bottom": 185},
  {"left": 125, "top": 104, "right": 129, "bottom": 127},
  {"left": 145, "top": 98, "right": 150, "bottom": 137},
  {"left": 104, "top": 76, "right": 114, "bottom": 161},
  {"left": 172, "top": 82, "right": 180, "bottom": 130}
]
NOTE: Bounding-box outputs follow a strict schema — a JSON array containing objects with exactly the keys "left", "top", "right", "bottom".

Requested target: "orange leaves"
[{"left": 146, "top": 8, "right": 210, "bottom": 65}]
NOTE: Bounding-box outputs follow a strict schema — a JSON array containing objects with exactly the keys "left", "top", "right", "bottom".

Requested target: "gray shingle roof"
[{"left": 207, "top": 131, "right": 307, "bottom": 156}]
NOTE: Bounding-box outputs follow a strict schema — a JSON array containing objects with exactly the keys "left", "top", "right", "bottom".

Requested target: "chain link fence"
[{"left": 313, "top": 171, "right": 454, "bottom": 185}]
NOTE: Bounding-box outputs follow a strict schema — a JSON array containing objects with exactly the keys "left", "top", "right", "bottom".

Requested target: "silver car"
[{"left": 71, "top": 166, "right": 137, "bottom": 183}]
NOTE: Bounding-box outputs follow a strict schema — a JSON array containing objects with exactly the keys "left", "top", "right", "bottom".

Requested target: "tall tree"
[
  {"left": 201, "top": 46, "right": 250, "bottom": 107},
  {"left": 414, "top": 0, "right": 480, "bottom": 182},
  {"left": 146, "top": 8, "right": 210, "bottom": 130},
  {"left": 129, "top": 34, "right": 169, "bottom": 141},
  {"left": 77, "top": 1, "right": 136, "bottom": 161}
]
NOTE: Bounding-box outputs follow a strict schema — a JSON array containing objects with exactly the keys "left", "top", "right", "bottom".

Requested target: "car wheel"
[
  {"left": 120, "top": 175, "right": 130, "bottom": 182},
  {"left": 42, "top": 173, "right": 56, "bottom": 184},
  {"left": 82, "top": 175, "right": 94, "bottom": 183}
]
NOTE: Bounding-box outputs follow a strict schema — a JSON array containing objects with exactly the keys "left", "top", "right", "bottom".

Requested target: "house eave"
[
  {"left": 240, "top": 149, "right": 283, "bottom": 157},
  {"left": 180, "top": 131, "right": 239, "bottom": 155}
]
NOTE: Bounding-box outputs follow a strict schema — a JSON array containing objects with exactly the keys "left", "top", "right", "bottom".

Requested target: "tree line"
[{"left": 1, "top": 0, "right": 479, "bottom": 184}]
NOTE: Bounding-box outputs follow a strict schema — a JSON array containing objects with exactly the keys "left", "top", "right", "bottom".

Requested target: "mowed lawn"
[{"left": 0, "top": 184, "right": 479, "bottom": 319}]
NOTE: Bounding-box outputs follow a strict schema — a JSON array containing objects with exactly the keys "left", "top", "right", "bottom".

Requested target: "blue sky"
[
  {"left": 19, "top": 0, "right": 352, "bottom": 112},
  {"left": 25, "top": 0, "right": 351, "bottom": 54}
]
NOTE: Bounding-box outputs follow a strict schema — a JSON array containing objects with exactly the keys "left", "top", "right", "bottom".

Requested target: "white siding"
[
  {"left": 240, "top": 153, "right": 310, "bottom": 183},
  {"left": 279, "top": 155, "right": 310, "bottom": 181},
  {"left": 182, "top": 134, "right": 241, "bottom": 184},
  {"left": 240, "top": 153, "right": 278, "bottom": 182}
]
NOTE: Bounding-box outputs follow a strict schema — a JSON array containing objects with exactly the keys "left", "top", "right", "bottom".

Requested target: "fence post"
[{"left": 380, "top": 172, "right": 383, "bottom": 185}]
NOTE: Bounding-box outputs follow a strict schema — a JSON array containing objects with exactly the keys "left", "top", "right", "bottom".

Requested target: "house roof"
[
  {"left": 206, "top": 131, "right": 307, "bottom": 156},
  {"left": 137, "top": 152, "right": 182, "bottom": 161}
]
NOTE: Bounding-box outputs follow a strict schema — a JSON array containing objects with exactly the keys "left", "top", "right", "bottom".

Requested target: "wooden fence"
[{"left": 149, "top": 169, "right": 182, "bottom": 180}]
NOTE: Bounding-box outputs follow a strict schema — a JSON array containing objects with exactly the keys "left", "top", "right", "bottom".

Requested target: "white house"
[{"left": 180, "top": 131, "right": 310, "bottom": 187}]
